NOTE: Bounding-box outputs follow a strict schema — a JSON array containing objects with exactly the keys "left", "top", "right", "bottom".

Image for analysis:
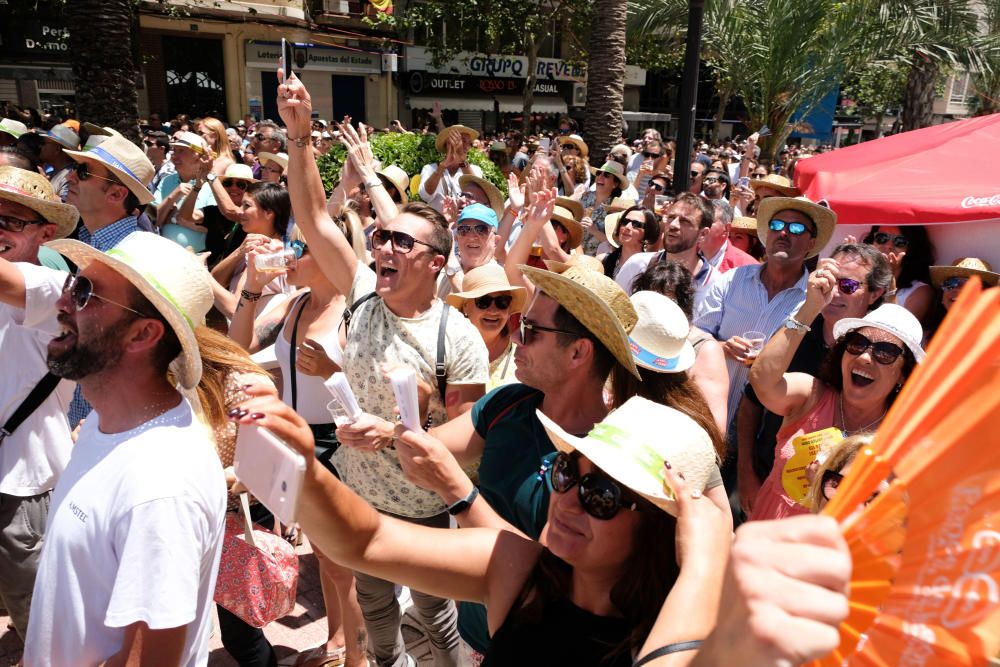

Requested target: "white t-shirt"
[
  {"left": 418, "top": 162, "right": 483, "bottom": 213},
  {"left": 336, "top": 264, "right": 489, "bottom": 517},
  {"left": 1, "top": 264, "right": 74, "bottom": 496},
  {"left": 24, "top": 399, "right": 226, "bottom": 667}
]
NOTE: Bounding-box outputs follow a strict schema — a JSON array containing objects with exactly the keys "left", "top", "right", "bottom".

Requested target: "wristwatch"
[
  {"left": 446, "top": 487, "right": 480, "bottom": 516},
  {"left": 363, "top": 175, "right": 384, "bottom": 189},
  {"left": 205, "top": 172, "right": 217, "bottom": 184},
  {"left": 784, "top": 316, "right": 810, "bottom": 332}
]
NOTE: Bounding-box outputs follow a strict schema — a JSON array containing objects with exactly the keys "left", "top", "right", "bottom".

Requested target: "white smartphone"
[
  {"left": 539, "top": 137, "right": 551, "bottom": 152},
  {"left": 234, "top": 424, "right": 306, "bottom": 525}
]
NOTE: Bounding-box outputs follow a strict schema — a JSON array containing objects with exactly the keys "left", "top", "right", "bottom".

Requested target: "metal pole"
[{"left": 673, "top": 0, "right": 704, "bottom": 195}]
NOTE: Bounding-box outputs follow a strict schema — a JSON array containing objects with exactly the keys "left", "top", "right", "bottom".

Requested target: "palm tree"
[
  {"left": 583, "top": 0, "right": 629, "bottom": 159},
  {"left": 67, "top": 0, "right": 142, "bottom": 142}
]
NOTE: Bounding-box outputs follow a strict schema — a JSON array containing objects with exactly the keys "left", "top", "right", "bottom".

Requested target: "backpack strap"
[
  {"left": 288, "top": 292, "right": 312, "bottom": 411},
  {"left": 0, "top": 373, "right": 61, "bottom": 445},
  {"left": 340, "top": 291, "right": 379, "bottom": 334},
  {"left": 436, "top": 303, "right": 450, "bottom": 401}
]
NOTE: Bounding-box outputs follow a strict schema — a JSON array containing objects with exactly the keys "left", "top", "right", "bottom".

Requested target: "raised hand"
[
  {"left": 275, "top": 70, "right": 312, "bottom": 141},
  {"left": 805, "top": 257, "right": 839, "bottom": 311},
  {"left": 507, "top": 171, "right": 525, "bottom": 211},
  {"left": 523, "top": 187, "right": 557, "bottom": 229}
]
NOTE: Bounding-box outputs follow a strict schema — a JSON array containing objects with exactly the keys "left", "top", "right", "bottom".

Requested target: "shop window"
[
  {"left": 332, "top": 75, "right": 365, "bottom": 122},
  {"left": 162, "top": 36, "right": 227, "bottom": 119}
]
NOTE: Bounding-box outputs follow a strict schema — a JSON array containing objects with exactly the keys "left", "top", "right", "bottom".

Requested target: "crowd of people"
[{"left": 0, "top": 66, "right": 994, "bottom": 667}]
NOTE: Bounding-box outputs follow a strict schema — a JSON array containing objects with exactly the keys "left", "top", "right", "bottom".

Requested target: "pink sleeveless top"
[{"left": 750, "top": 387, "right": 838, "bottom": 521}]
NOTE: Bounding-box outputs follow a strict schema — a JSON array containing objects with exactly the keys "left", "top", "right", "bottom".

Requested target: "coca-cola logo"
[{"left": 961, "top": 194, "right": 1000, "bottom": 208}]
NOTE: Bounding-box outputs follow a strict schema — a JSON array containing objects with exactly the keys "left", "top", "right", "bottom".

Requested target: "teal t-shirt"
[{"left": 37, "top": 246, "right": 70, "bottom": 272}]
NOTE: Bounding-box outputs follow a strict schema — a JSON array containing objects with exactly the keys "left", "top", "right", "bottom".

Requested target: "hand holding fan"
[{"left": 807, "top": 278, "right": 1000, "bottom": 666}]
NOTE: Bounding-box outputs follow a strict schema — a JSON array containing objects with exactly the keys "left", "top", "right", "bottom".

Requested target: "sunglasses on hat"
[
  {"left": 473, "top": 294, "right": 513, "bottom": 310},
  {"left": 62, "top": 273, "right": 152, "bottom": 318},
  {"left": 550, "top": 452, "right": 637, "bottom": 520},
  {"left": 843, "top": 331, "right": 905, "bottom": 365},
  {"left": 768, "top": 218, "right": 816, "bottom": 237},
  {"left": 873, "top": 232, "right": 908, "bottom": 249}
]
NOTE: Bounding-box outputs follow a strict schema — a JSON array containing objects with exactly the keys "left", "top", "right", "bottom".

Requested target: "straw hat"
[
  {"left": 629, "top": 291, "right": 695, "bottom": 373},
  {"left": 489, "top": 140, "right": 507, "bottom": 152},
  {"left": 446, "top": 263, "right": 526, "bottom": 313},
  {"left": 169, "top": 131, "right": 208, "bottom": 154},
  {"left": 45, "top": 124, "right": 80, "bottom": 150},
  {"left": 258, "top": 152, "right": 288, "bottom": 170},
  {"left": 543, "top": 255, "right": 605, "bottom": 275},
  {"left": 537, "top": 396, "right": 718, "bottom": 516},
  {"left": 0, "top": 118, "right": 28, "bottom": 140},
  {"left": 64, "top": 134, "right": 155, "bottom": 205},
  {"left": 377, "top": 165, "right": 410, "bottom": 203},
  {"left": 46, "top": 233, "right": 215, "bottom": 389},
  {"left": 556, "top": 134, "right": 589, "bottom": 158},
  {"left": 755, "top": 196, "right": 836, "bottom": 259},
  {"left": 519, "top": 263, "right": 639, "bottom": 378},
  {"left": 591, "top": 161, "right": 629, "bottom": 189},
  {"left": 749, "top": 173, "right": 800, "bottom": 198},
  {"left": 0, "top": 166, "right": 79, "bottom": 239},
  {"left": 607, "top": 197, "right": 636, "bottom": 213},
  {"left": 222, "top": 163, "right": 255, "bottom": 182},
  {"left": 435, "top": 124, "right": 479, "bottom": 153},
  {"left": 604, "top": 211, "right": 626, "bottom": 248},
  {"left": 832, "top": 303, "right": 926, "bottom": 363},
  {"left": 550, "top": 203, "right": 583, "bottom": 249},
  {"left": 929, "top": 258, "right": 1000, "bottom": 288},
  {"left": 555, "top": 196, "right": 584, "bottom": 222},
  {"left": 459, "top": 174, "right": 504, "bottom": 218},
  {"left": 81, "top": 124, "right": 119, "bottom": 151},
  {"left": 731, "top": 216, "right": 757, "bottom": 231}
]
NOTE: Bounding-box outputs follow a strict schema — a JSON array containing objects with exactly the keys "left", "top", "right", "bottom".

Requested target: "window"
[{"left": 949, "top": 72, "right": 971, "bottom": 105}]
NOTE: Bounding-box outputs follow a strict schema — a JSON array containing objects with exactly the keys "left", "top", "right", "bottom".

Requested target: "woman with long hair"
[
  {"left": 863, "top": 224, "right": 936, "bottom": 326},
  {"left": 196, "top": 116, "right": 235, "bottom": 172},
  {"left": 578, "top": 162, "right": 627, "bottom": 256},
  {"left": 600, "top": 206, "right": 659, "bottom": 279}
]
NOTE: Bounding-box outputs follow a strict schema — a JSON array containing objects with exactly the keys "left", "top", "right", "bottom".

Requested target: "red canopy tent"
[{"left": 793, "top": 113, "right": 1000, "bottom": 263}]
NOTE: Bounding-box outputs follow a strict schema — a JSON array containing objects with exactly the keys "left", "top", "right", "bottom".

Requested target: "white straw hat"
[
  {"left": 63, "top": 134, "right": 155, "bottom": 205},
  {"left": 458, "top": 174, "right": 504, "bottom": 218},
  {"left": 537, "top": 396, "right": 718, "bottom": 516},
  {"left": 0, "top": 166, "right": 79, "bottom": 239},
  {"left": 169, "top": 131, "right": 208, "bottom": 154},
  {"left": 446, "top": 263, "right": 526, "bottom": 313},
  {"left": 45, "top": 123, "right": 80, "bottom": 150},
  {"left": 831, "top": 303, "right": 926, "bottom": 363},
  {"left": 378, "top": 165, "right": 411, "bottom": 203},
  {"left": 0, "top": 118, "right": 28, "bottom": 140},
  {"left": 258, "top": 152, "right": 288, "bottom": 170},
  {"left": 222, "top": 163, "right": 255, "bottom": 182},
  {"left": 628, "top": 291, "right": 695, "bottom": 373},
  {"left": 46, "top": 233, "right": 215, "bottom": 389}
]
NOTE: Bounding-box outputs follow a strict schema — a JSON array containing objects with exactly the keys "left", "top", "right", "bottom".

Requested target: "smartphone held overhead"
[
  {"left": 234, "top": 424, "right": 306, "bottom": 525},
  {"left": 281, "top": 38, "right": 293, "bottom": 79}
]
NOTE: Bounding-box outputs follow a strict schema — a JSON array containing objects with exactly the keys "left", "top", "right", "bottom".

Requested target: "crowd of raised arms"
[{"left": 0, "top": 67, "right": 994, "bottom": 667}]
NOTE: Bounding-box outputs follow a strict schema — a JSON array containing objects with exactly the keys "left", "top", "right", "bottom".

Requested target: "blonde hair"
[
  {"left": 805, "top": 433, "right": 874, "bottom": 512},
  {"left": 198, "top": 117, "right": 234, "bottom": 162},
  {"left": 185, "top": 326, "right": 270, "bottom": 434}
]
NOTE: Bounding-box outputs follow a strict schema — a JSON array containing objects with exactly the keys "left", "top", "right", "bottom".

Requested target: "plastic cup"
[
  {"left": 743, "top": 330, "right": 767, "bottom": 365},
  {"left": 254, "top": 248, "right": 296, "bottom": 274}
]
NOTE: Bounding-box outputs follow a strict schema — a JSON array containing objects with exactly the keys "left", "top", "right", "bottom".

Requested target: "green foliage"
[
  {"left": 840, "top": 62, "right": 908, "bottom": 117},
  {"left": 315, "top": 133, "right": 508, "bottom": 199}
]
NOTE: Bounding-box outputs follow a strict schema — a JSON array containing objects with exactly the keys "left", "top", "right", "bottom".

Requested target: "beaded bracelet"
[{"left": 240, "top": 289, "right": 262, "bottom": 302}]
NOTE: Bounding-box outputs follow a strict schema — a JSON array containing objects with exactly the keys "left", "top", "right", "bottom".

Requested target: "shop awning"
[
  {"left": 409, "top": 96, "right": 495, "bottom": 112},
  {"left": 624, "top": 111, "right": 673, "bottom": 122},
  {"left": 495, "top": 96, "right": 568, "bottom": 115}
]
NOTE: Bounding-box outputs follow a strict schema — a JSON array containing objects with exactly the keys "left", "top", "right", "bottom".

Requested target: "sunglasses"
[
  {"left": 0, "top": 214, "right": 45, "bottom": 233},
  {"left": 371, "top": 228, "right": 438, "bottom": 255},
  {"left": 837, "top": 278, "right": 863, "bottom": 295},
  {"left": 942, "top": 276, "right": 968, "bottom": 291},
  {"left": 642, "top": 151, "right": 661, "bottom": 159},
  {"left": 821, "top": 469, "right": 881, "bottom": 504},
  {"left": 873, "top": 232, "right": 909, "bottom": 249},
  {"left": 222, "top": 178, "right": 249, "bottom": 190},
  {"left": 62, "top": 273, "right": 152, "bottom": 318},
  {"left": 473, "top": 294, "right": 513, "bottom": 310},
  {"left": 649, "top": 182, "right": 666, "bottom": 192},
  {"left": 517, "top": 317, "right": 579, "bottom": 346},
  {"left": 620, "top": 217, "right": 645, "bottom": 230},
  {"left": 456, "top": 223, "right": 492, "bottom": 237},
  {"left": 768, "top": 218, "right": 816, "bottom": 237},
  {"left": 843, "top": 331, "right": 905, "bottom": 365},
  {"left": 751, "top": 173, "right": 767, "bottom": 179},
  {"left": 703, "top": 177, "right": 720, "bottom": 185},
  {"left": 290, "top": 239, "right": 308, "bottom": 259},
  {"left": 550, "top": 452, "right": 637, "bottom": 520},
  {"left": 74, "top": 162, "right": 119, "bottom": 185},
  {"left": 690, "top": 171, "right": 701, "bottom": 179}
]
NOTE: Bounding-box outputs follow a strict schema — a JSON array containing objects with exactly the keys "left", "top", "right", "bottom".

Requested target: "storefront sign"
[
  {"left": 0, "top": 19, "right": 72, "bottom": 59},
  {"left": 246, "top": 41, "right": 380, "bottom": 74},
  {"left": 407, "top": 71, "right": 570, "bottom": 97}
]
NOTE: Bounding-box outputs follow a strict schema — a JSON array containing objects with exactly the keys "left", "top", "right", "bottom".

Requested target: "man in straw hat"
[
  {"left": 0, "top": 118, "right": 29, "bottom": 147},
  {"left": 23, "top": 232, "right": 225, "bottom": 665},
  {"left": 695, "top": 195, "right": 836, "bottom": 431},
  {"left": 152, "top": 131, "right": 215, "bottom": 250},
  {"left": 0, "top": 167, "right": 79, "bottom": 639},
  {"left": 419, "top": 123, "right": 482, "bottom": 213},
  {"left": 278, "top": 72, "right": 488, "bottom": 667}
]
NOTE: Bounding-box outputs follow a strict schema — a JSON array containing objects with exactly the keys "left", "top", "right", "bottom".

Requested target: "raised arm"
[
  {"left": 504, "top": 186, "right": 557, "bottom": 297},
  {"left": 277, "top": 72, "right": 358, "bottom": 297},
  {"left": 228, "top": 244, "right": 294, "bottom": 352},
  {"left": 338, "top": 121, "right": 398, "bottom": 224}
]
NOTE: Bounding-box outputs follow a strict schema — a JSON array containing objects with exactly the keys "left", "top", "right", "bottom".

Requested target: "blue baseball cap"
[{"left": 456, "top": 203, "right": 499, "bottom": 229}]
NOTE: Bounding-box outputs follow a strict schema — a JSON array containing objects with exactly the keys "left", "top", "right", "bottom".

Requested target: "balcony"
[{"left": 153, "top": 0, "right": 308, "bottom": 21}]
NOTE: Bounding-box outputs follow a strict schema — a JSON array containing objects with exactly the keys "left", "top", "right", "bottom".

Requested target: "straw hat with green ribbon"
[
  {"left": 519, "top": 263, "right": 639, "bottom": 378},
  {"left": 46, "top": 233, "right": 214, "bottom": 389}
]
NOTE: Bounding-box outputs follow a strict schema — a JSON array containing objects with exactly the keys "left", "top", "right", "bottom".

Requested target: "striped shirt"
[{"left": 693, "top": 263, "right": 809, "bottom": 428}]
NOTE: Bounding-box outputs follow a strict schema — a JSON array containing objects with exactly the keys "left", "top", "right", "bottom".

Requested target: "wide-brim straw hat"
[
  {"left": 591, "top": 161, "right": 629, "bottom": 189},
  {"left": 222, "top": 163, "right": 256, "bottom": 182},
  {"left": 929, "top": 258, "right": 1000, "bottom": 288},
  {"left": 604, "top": 211, "right": 625, "bottom": 248},
  {"left": 446, "top": 263, "right": 526, "bottom": 313},
  {"left": 543, "top": 255, "right": 605, "bottom": 275},
  {"left": 556, "top": 134, "right": 589, "bottom": 158},
  {"left": 519, "top": 263, "right": 639, "bottom": 378},
  {"left": 64, "top": 134, "right": 155, "bottom": 205},
  {"left": 435, "top": 124, "right": 479, "bottom": 153},
  {"left": 378, "top": 165, "right": 410, "bottom": 203},
  {"left": 550, "top": 206, "right": 583, "bottom": 249},
  {"left": 629, "top": 291, "right": 695, "bottom": 373},
  {"left": 607, "top": 196, "right": 636, "bottom": 213},
  {"left": 731, "top": 216, "right": 757, "bottom": 231},
  {"left": 0, "top": 118, "right": 28, "bottom": 139},
  {"left": 46, "top": 233, "right": 215, "bottom": 389},
  {"left": 258, "top": 152, "right": 288, "bottom": 170},
  {"left": 831, "top": 303, "right": 926, "bottom": 363},
  {"left": 537, "top": 395, "right": 718, "bottom": 516},
  {"left": 0, "top": 166, "right": 79, "bottom": 239},
  {"left": 749, "top": 173, "right": 800, "bottom": 198},
  {"left": 755, "top": 196, "right": 836, "bottom": 259},
  {"left": 555, "top": 196, "right": 584, "bottom": 222},
  {"left": 459, "top": 174, "right": 504, "bottom": 218}
]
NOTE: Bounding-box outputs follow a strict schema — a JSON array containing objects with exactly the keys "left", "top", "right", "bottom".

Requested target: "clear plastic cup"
[
  {"left": 254, "top": 248, "right": 296, "bottom": 274},
  {"left": 743, "top": 330, "right": 767, "bottom": 366},
  {"left": 326, "top": 398, "right": 356, "bottom": 428}
]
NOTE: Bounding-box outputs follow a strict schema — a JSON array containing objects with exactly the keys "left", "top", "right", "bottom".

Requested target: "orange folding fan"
[{"left": 806, "top": 278, "right": 1000, "bottom": 666}]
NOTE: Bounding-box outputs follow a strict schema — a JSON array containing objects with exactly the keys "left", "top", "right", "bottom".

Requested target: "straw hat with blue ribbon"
[{"left": 64, "top": 133, "right": 155, "bottom": 205}]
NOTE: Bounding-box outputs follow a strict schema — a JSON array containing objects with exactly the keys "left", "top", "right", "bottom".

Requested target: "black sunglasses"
[
  {"left": 62, "top": 273, "right": 152, "bottom": 318},
  {"left": 371, "top": 228, "right": 438, "bottom": 255},
  {"left": 837, "top": 278, "right": 863, "bottom": 295},
  {"left": 473, "top": 294, "right": 513, "bottom": 310},
  {"left": 650, "top": 182, "right": 666, "bottom": 192},
  {"left": 222, "top": 178, "right": 249, "bottom": 190},
  {"left": 873, "top": 232, "right": 909, "bottom": 249},
  {"left": 620, "top": 217, "right": 645, "bottom": 230},
  {"left": 456, "top": 223, "right": 491, "bottom": 238},
  {"left": 843, "top": 331, "right": 905, "bottom": 365},
  {"left": 550, "top": 452, "right": 637, "bottom": 520},
  {"left": 690, "top": 170, "right": 701, "bottom": 178},
  {"left": 74, "top": 162, "right": 118, "bottom": 185},
  {"left": 751, "top": 172, "right": 767, "bottom": 179},
  {"left": 0, "top": 214, "right": 45, "bottom": 233},
  {"left": 517, "top": 317, "right": 579, "bottom": 346},
  {"left": 642, "top": 151, "right": 661, "bottom": 159}
]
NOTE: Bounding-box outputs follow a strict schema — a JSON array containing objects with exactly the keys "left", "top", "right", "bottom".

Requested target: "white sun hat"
[
  {"left": 0, "top": 118, "right": 29, "bottom": 140},
  {"left": 45, "top": 123, "right": 80, "bottom": 150},
  {"left": 628, "top": 291, "right": 696, "bottom": 373},
  {"left": 46, "top": 233, "right": 214, "bottom": 389},
  {"left": 831, "top": 303, "right": 926, "bottom": 363}
]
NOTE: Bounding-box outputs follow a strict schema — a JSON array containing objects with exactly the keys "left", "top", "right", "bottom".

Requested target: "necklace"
[{"left": 838, "top": 393, "right": 888, "bottom": 436}]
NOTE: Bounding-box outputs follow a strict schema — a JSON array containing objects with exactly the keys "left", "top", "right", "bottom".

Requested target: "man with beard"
[
  {"left": 0, "top": 167, "right": 78, "bottom": 640},
  {"left": 22, "top": 232, "right": 225, "bottom": 665},
  {"left": 613, "top": 192, "right": 717, "bottom": 309}
]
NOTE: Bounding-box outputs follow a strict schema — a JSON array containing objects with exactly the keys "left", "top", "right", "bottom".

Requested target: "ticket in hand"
[
  {"left": 324, "top": 372, "right": 362, "bottom": 425},
  {"left": 388, "top": 367, "right": 422, "bottom": 431}
]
